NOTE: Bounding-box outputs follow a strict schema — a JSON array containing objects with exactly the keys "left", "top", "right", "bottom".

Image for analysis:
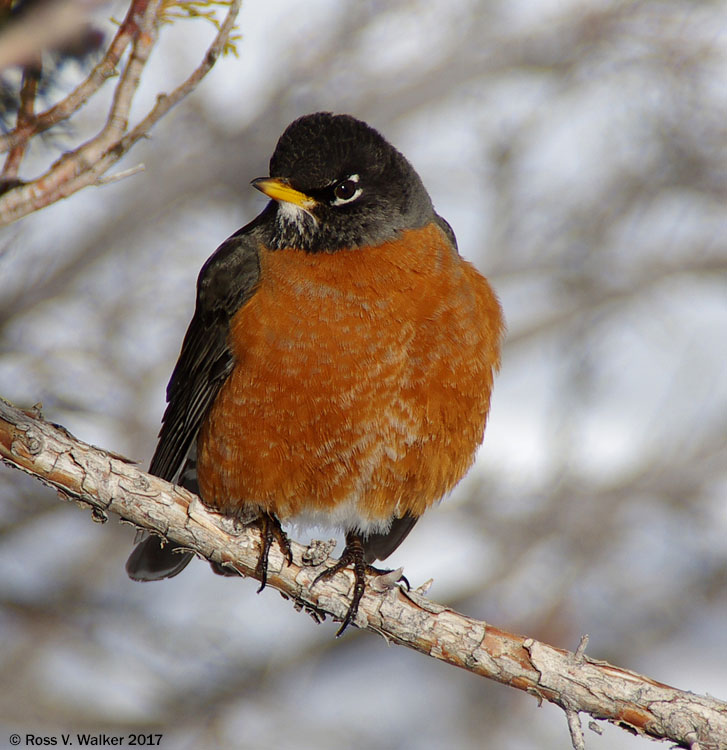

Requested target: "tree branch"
[
  {"left": 1, "top": 60, "right": 41, "bottom": 181},
  {"left": 0, "top": 395, "right": 725, "bottom": 749},
  {"left": 0, "top": 0, "right": 242, "bottom": 227}
]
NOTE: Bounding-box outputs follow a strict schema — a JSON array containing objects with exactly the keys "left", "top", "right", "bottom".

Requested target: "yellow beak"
[{"left": 251, "top": 177, "right": 317, "bottom": 210}]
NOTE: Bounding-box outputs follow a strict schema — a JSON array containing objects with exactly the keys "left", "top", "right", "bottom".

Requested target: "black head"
[{"left": 252, "top": 113, "right": 436, "bottom": 253}]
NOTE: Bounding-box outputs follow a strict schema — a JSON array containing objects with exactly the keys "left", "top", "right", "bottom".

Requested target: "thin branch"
[
  {"left": 567, "top": 709, "right": 586, "bottom": 750},
  {"left": 102, "top": 0, "right": 163, "bottom": 148},
  {"left": 0, "top": 0, "right": 242, "bottom": 227},
  {"left": 114, "top": 0, "right": 240, "bottom": 150},
  {"left": 2, "top": 61, "right": 41, "bottom": 180},
  {"left": 574, "top": 634, "right": 590, "bottom": 662},
  {"left": 95, "top": 163, "right": 146, "bottom": 185},
  {"left": 0, "top": 395, "right": 725, "bottom": 749}
]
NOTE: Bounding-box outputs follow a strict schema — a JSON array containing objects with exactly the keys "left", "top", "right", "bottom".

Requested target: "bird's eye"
[
  {"left": 331, "top": 175, "right": 362, "bottom": 205},
  {"left": 334, "top": 180, "right": 357, "bottom": 200}
]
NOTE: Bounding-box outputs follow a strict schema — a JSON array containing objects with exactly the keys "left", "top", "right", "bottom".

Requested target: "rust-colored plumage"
[{"left": 198, "top": 223, "right": 502, "bottom": 527}]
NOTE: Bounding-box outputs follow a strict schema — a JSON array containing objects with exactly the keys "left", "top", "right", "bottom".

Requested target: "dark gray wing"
[
  {"left": 362, "top": 513, "right": 419, "bottom": 564},
  {"left": 126, "top": 213, "right": 269, "bottom": 581}
]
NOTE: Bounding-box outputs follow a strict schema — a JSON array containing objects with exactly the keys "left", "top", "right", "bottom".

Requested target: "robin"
[{"left": 126, "top": 112, "right": 504, "bottom": 635}]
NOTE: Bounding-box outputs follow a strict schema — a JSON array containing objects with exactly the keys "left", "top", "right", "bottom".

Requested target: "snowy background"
[{"left": 1, "top": 1, "right": 726, "bottom": 748}]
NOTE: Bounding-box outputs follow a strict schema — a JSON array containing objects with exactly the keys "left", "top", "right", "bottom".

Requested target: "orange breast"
[{"left": 197, "top": 222, "right": 504, "bottom": 531}]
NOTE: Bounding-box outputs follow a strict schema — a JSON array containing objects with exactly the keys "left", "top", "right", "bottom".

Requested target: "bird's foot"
[
  {"left": 256, "top": 512, "right": 292, "bottom": 592},
  {"left": 311, "top": 533, "right": 407, "bottom": 636}
]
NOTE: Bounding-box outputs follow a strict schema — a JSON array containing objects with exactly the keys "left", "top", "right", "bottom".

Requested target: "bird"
[{"left": 126, "top": 112, "right": 505, "bottom": 635}]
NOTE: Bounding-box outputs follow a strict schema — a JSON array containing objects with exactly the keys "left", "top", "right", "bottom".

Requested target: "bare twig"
[
  {"left": 2, "top": 61, "right": 40, "bottom": 180},
  {"left": 0, "top": 0, "right": 242, "bottom": 227},
  {"left": 0, "top": 395, "right": 725, "bottom": 749},
  {"left": 574, "top": 634, "right": 589, "bottom": 663},
  {"left": 95, "top": 163, "right": 146, "bottom": 185},
  {"left": 566, "top": 709, "right": 586, "bottom": 750}
]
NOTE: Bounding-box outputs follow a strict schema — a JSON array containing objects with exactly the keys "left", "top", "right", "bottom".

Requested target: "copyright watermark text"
[{"left": 8, "top": 734, "right": 163, "bottom": 747}]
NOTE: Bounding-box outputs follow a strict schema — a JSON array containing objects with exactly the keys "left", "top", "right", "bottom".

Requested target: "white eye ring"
[{"left": 331, "top": 174, "right": 362, "bottom": 206}]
